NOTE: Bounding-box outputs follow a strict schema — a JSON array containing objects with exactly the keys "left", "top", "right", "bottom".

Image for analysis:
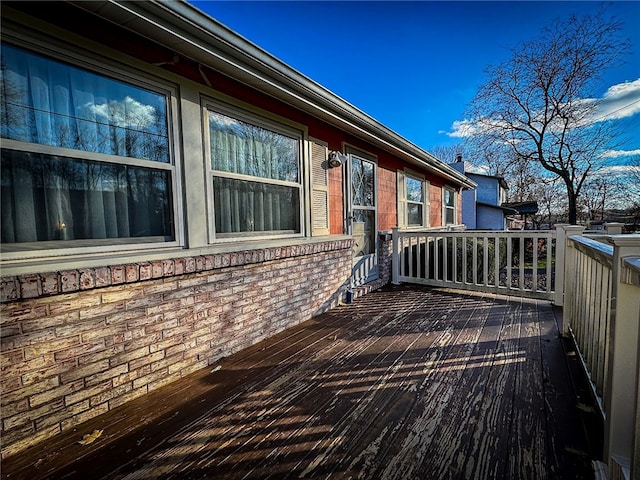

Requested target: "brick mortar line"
[{"left": 1, "top": 239, "right": 354, "bottom": 303}]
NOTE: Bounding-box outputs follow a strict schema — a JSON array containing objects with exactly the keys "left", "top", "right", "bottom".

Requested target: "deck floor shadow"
[{"left": 1, "top": 284, "right": 597, "bottom": 480}]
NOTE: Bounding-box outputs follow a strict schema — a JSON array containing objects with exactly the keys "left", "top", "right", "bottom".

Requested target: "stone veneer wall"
[{"left": 0, "top": 239, "right": 353, "bottom": 458}]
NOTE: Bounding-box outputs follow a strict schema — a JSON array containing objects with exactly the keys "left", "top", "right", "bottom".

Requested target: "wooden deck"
[{"left": 2, "top": 285, "right": 597, "bottom": 480}]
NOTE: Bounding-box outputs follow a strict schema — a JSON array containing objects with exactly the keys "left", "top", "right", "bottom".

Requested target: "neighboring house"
[
  {"left": 0, "top": 0, "right": 474, "bottom": 457},
  {"left": 450, "top": 156, "right": 518, "bottom": 230}
]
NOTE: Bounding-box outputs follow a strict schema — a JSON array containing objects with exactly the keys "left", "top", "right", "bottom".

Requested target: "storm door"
[{"left": 346, "top": 151, "right": 378, "bottom": 286}]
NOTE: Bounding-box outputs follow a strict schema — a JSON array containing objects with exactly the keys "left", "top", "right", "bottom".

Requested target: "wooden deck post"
[
  {"left": 604, "top": 236, "right": 640, "bottom": 480},
  {"left": 554, "top": 224, "right": 585, "bottom": 308}
]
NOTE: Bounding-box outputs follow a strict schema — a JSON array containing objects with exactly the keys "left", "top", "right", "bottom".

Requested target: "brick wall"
[{"left": 0, "top": 239, "right": 353, "bottom": 458}]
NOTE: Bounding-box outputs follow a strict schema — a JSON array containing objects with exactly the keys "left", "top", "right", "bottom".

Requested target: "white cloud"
[
  {"left": 444, "top": 119, "right": 479, "bottom": 138},
  {"left": 461, "top": 162, "right": 490, "bottom": 175},
  {"left": 444, "top": 78, "right": 640, "bottom": 137},
  {"left": 590, "top": 165, "right": 640, "bottom": 185},
  {"left": 591, "top": 79, "right": 640, "bottom": 122},
  {"left": 88, "top": 96, "right": 157, "bottom": 128},
  {"left": 600, "top": 149, "right": 640, "bottom": 159},
  {"left": 209, "top": 111, "right": 240, "bottom": 128},
  {"left": 599, "top": 165, "right": 640, "bottom": 174}
]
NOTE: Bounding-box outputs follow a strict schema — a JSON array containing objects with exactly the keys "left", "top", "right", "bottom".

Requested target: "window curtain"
[
  {"left": 0, "top": 44, "right": 172, "bottom": 244},
  {"left": 209, "top": 111, "right": 300, "bottom": 235},
  {"left": 1, "top": 151, "right": 173, "bottom": 243}
]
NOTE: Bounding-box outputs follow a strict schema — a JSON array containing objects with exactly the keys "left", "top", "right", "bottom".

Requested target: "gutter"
[{"left": 70, "top": 0, "right": 475, "bottom": 189}]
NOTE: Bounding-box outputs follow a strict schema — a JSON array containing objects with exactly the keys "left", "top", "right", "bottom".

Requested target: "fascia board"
[{"left": 70, "top": 0, "right": 474, "bottom": 188}]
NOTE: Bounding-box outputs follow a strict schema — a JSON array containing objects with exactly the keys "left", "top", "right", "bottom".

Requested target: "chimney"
[{"left": 456, "top": 153, "right": 462, "bottom": 163}]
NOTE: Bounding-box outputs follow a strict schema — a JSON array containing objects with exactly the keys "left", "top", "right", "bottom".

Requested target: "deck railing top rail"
[{"left": 569, "top": 234, "right": 614, "bottom": 267}]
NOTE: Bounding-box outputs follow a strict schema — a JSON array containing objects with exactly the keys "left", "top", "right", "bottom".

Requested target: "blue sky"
[{"left": 191, "top": 1, "right": 640, "bottom": 166}]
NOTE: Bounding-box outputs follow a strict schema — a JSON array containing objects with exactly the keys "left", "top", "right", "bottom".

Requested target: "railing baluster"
[
  {"left": 483, "top": 236, "right": 489, "bottom": 286},
  {"left": 443, "top": 236, "right": 449, "bottom": 283},
  {"left": 435, "top": 235, "right": 441, "bottom": 281},
  {"left": 428, "top": 234, "right": 432, "bottom": 281},
  {"left": 507, "top": 236, "right": 513, "bottom": 290},
  {"left": 452, "top": 235, "right": 458, "bottom": 284},
  {"left": 586, "top": 256, "right": 596, "bottom": 380},
  {"left": 595, "top": 261, "right": 607, "bottom": 394},
  {"left": 603, "top": 271, "right": 612, "bottom": 401},
  {"left": 519, "top": 236, "right": 525, "bottom": 291},
  {"left": 462, "top": 236, "right": 468, "bottom": 285},
  {"left": 494, "top": 235, "right": 500, "bottom": 288},
  {"left": 409, "top": 235, "right": 415, "bottom": 280},
  {"left": 546, "top": 234, "right": 553, "bottom": 293},
  {"left": 532, "top": 235, "right": 539, "bottom": 292},
  {"left": 471, "top": 236, "right": 477, "bottom": 285}
]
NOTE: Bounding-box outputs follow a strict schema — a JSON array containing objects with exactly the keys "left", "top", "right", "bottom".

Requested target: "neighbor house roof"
[
  {"left": 476, "top": 202, "right": 519, "bottom": 215},
  {"left": 466, "top": 172, "right": 509, "bottom": 190},
  {"left": 503, "top": 201, "right": 539, "bottom": 215},
  {"left": 71, "top": 0, "right": 475, "bottom": 189}
]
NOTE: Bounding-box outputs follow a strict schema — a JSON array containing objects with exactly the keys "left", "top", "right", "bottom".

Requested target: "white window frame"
[
  {"left": 203, "top": 97, "right": 307, "bottom": 243},
  {"left": 0, "top": 33, "right": 182, "bottom": 261},
  {"left": 406, "top": 171, "right": 429, "bottom": 228},
  {"left": 443, "top": 186, "right": 457, "bottom": 226},
  {"left": 397, "top": 169, "right": 429, "bottom": 229}
]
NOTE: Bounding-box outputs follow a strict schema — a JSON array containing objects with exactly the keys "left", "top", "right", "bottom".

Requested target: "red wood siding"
[
  {"left": 377, "top": 166, "right": 397, "bottom": 231},
  {"left": 430, "top": 184, "right": 444, "bottom": 227}
]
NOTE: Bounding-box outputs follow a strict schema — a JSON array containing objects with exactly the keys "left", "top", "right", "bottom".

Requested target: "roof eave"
[{"left": 69, "top": 0, "right": 474, "bottom": 188}]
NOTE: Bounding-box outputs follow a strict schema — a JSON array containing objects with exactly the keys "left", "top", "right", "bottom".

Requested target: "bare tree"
[
  {"left": 630, "top": 154, "right": 640, "bottom": 188},
  {"left": 529, "top": 178, "right": 566, "bottom": 228},
  {"left": 579, "top": 172, "right": 629, "bottom": 222},
  {"left": 430, "top": 144, "right": 468, "bottom": 165},
  {"left": 466, "top": 11, "right": 630, "bottom": 224}
]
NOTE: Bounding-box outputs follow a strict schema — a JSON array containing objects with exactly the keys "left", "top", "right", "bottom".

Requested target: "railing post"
[
  {"left": 392, "top": 227, "right": 400, "bottom": 285},
  {"left": 604, "top": 235, "right": 640, "bottom": 480},
  {"left": 605, "top": 222, "right": 624, "bottom": 235},
  {"left": 554, "top": 224, "right": 585, "bottom": 307}
]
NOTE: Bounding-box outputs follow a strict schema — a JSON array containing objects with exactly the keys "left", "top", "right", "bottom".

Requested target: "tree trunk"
[
  {"left": 567, "top": 191, "right": 578, "bottom": 224},
  {"left": 563, "top": 177, "right": 578, "bottom": 225}
]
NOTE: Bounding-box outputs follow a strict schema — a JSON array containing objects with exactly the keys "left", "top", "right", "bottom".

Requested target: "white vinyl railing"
[
  {"left": 564, "top": 234, "right": 613, "bottom": 401},
  {"left": 392, "top": 227, "right": 556, "bottom": 300},
  {"left": 564, "top": 234, "right": 640, "bottom": 480}
]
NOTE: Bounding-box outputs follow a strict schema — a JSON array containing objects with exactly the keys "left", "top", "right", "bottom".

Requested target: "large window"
[
  {"left": 207, "top": 106, "right": 302, "bottom": 239},
  {"left": 444, "top": 187, "right": 457, "bottom": 225},
  {"left": 0, "top": 43, "right": 175, "bottom": 250}
]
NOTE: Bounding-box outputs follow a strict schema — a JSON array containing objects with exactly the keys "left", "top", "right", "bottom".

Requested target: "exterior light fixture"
[{"left": 328, "top": 151, "right": 347, "bottom": 168}]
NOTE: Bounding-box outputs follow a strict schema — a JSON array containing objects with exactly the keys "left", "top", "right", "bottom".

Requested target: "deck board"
[{"left": 1, "top": 285, "right": 596, "bottom": 480}]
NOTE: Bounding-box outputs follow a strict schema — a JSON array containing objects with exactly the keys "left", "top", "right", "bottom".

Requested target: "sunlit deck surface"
[{"left": 3, "top": 285, "right": 597, "bottom": 480}]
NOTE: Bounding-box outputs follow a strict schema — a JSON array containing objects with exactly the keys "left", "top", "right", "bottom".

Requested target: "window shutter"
[
  {"left": 397, "top": 170, "right": 406, "bottom": 228},
  {"left": 310, "top": 139, "right": 330, "bottom": 236}
]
